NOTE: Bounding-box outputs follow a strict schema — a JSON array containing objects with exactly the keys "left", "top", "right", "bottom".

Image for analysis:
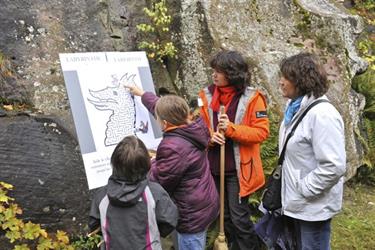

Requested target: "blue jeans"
[
  {"left": 177, "top": 230, "right": 207, "bottom": 250},
  {"left": 290, "top": 217, "right": 331, "bottom": 250}
]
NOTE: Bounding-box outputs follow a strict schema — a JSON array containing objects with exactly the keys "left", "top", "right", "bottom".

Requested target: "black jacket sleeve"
[
  {"left": 88, "top": 188, "right": 106, "bottom": 233},
  {"left": 154, "top": 184, "right": 178, "bottom": 237}
]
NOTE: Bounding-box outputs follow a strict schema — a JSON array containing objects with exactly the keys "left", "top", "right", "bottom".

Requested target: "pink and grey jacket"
[{"left": 89, "top": 177, "right": 178, "bottom": 250}]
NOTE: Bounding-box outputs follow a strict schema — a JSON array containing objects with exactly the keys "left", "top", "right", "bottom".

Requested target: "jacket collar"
[{"left": 284, "top": 94, "right": 328, "bottom": 128}]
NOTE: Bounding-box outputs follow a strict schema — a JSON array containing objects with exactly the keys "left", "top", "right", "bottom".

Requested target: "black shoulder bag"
[{"left": 262, "top": 99, "right": 329, "bottom": 211}]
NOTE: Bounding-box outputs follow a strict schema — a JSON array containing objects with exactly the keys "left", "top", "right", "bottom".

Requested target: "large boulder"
[
  {"left": 173, "top": 0, "right": 368, "bottom": 179},
  {"left": 0, "top": 113, "right": 89, "bottom": 240}
]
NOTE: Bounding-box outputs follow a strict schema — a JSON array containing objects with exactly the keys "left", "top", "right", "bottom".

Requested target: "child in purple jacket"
[{"left": 126, "top": 85, "right": 219, "bottom": 250}]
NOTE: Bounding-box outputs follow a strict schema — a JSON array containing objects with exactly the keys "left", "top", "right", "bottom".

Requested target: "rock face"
[
  {"left": 0, "top": 113, "right": 89, "bottom": 238},
  {"left": 0, "top": 0, "right": 148, "bottom": 135},
  {"left": 174, "top": 0, "right": 367, "bottom": 179},
  {"left": 0, "top": 0, "right": 368, "bottom": 238}
]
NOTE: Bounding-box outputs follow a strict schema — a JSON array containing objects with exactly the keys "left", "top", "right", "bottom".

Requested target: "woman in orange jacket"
[{"left": 198, "top": 50, "right": 269, "bottom": 250}]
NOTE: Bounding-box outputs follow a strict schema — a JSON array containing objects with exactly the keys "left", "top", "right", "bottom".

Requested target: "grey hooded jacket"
[
  {"left": 89, "top": 177, "right": 178, "bottom": 250},
  {"left": 279, "top": 95, "right": 346, "bottom": 221}
]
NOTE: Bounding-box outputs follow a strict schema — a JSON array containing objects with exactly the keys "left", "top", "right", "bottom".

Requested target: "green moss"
[
  {"left": 249, "top": 0, "right": 261, "bottom": 23},
  {"left": 363, "top": 118, "right": 375, "bottom": 166},
  {"left": 242, "top": 108, "right": 282, "bottom": 216},
  {"left": 353, "top": 70, "right": 375, "bottom": 112},
  {"left": 260, "top": 108, "right": 280, "bottom": 176},
  {"left": 292, "top": 0, "right": 312, "bottom": 36},
  {"left": 0, "top": 52, "right": 15, "bottom": 91},
  {"left": 293, "top": 42, "right": 304, "bottom": 48},
  {"left": 291, "top": 0, "right": 342, "bottom": 54},
  {"left": 0, "top": 52, "right": 3, "bottom": 66}
]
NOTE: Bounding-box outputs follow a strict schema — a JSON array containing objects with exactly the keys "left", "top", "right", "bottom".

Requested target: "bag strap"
[{"left": 278, "top": 99, "right": 330, "bottom": 165}]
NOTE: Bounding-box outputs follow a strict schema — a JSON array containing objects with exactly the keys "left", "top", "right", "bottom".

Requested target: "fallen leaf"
[{"left": 3, "top": 105, "right": 13, "bottom": 111}]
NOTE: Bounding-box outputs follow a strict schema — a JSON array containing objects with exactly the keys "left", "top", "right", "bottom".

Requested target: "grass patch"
[{"left": 332, "top": 183, "right": 375, "bottom": 249}]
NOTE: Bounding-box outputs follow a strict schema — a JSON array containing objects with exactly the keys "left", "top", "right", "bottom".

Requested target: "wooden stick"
[
  {"left": 87, "top": 227, "right": 100, "bottom": 237},
  {"left": 219, "top": 105, "right": 225, "bottom": 235},
  {"left": 97, "top": 239, "right": 104, "bottom": 248}
]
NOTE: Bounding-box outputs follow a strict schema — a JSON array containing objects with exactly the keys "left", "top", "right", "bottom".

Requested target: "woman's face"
[
  {"left": 212, "top": 69, "right": 229, "bottom": 87},
  {"left": 279, "top": 76, "right": 298, "bottom": 99}
]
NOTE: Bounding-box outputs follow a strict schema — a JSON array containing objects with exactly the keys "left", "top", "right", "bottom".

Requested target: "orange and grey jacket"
[{"left": 198, "top": 86, "right": 270, "bottom": 197}]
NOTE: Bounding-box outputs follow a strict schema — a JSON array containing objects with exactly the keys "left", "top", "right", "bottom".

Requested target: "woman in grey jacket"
[{"left": 278, "top": 53, "right": 346, "bottom": 250}]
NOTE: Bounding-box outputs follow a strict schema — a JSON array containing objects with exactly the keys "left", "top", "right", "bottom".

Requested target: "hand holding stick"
[{"left": 210, "top": 106, "right": 227, "bottom": 145}]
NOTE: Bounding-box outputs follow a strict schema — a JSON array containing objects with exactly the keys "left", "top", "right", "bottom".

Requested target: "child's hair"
[
  {"left": 111, "top": 136, "right": 150, "bottom": 183},
  {"left": 155, "top": 95, "right": 190, "bottom": 126}
]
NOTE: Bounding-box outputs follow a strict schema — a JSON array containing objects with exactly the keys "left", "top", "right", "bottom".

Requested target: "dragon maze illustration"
[{"left": 88, "top": 73, "right": 148, "bottom": 147}]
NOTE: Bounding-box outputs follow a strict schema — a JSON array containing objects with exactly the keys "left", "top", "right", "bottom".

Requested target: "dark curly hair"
[
  {"left": 111, "top": 136, "right": 150, "bottom": 183},
  {"left": 280, "top": 52, "right": 328, "bottom": 98},
  {"left": 210, "top": 50, "right": 249, "bottom": 91}
]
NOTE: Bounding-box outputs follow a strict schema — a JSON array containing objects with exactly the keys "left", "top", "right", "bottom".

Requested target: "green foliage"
[
  {"left": 352, "top": 67, "right": 375, "bottom": 160},
  {"left": 72, "top": 234, "right": 102, "bottom": 250},
  {"left": 352, "top": 70, "right": 375, "bottom": 111},
  {"left": 353, "top": 118, "right": 375, "bottom": 185},
  {"left": 355, "top": 0, "right": 375, "bottom": 9},
  {"left": 137, "top": 0, "right": 177, "bottom": 64},
  {"left": 353, "top": 164, "right": 375, "bottom": 186},
  {"left": 0, "top": 181, "right": 75, "bottom": 249},
  {"left": 260, "top": 109, "right": 281, "bottom": 176},
  {"left": 351, "top": 0, "right": 375, "bottom": 25},
  {"left": 357, "top": 39, "right": 375, "bottom": 71},
  {"left": 332, "top": 183, "right": 375, "bottom": 249},
  {"left": 364, "top": 117, "right": 375, "bottom": 150},
  {"left": 350, "top": 2, "right": 375, "bottom": 179}
]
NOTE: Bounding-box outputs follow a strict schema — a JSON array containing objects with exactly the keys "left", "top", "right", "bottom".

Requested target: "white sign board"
[{"left": 59, "top": 52, "right": 162, "bottom": 190}]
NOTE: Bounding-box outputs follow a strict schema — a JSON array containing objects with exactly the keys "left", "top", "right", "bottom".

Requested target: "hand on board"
[{"left": 124, "top": 84, "right": 145, "bottom": 96}]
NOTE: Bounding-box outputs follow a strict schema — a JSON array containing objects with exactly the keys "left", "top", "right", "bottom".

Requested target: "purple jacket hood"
[{"left": 163, "top": 117, "right": 210, "bottom": 151}]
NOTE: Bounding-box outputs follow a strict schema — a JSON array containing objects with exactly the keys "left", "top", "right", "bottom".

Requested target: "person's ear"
[
  {"left": 157, "top": 119, "right": 168, "bottom": 131},
  {"left": 162, "top": 120, "right": 168, "bottom": 129}
]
